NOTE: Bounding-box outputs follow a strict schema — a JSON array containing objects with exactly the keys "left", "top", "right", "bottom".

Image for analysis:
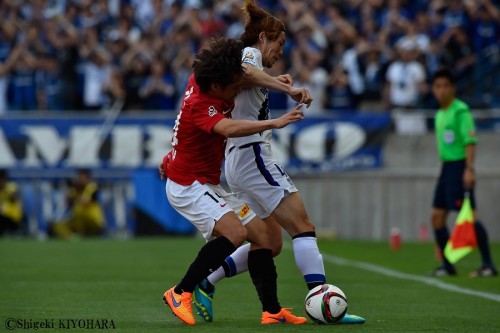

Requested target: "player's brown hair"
[
  {"left": 240, "top": 0, "right": 285, "bottom": 47},
  {"left": 193, "top": 37, "right": 245, "bottom": 93}
]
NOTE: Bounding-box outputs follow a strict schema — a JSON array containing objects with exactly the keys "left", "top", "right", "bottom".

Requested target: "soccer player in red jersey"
[{"left": 161, "top": 37, "right": 307, "bottom": 325}]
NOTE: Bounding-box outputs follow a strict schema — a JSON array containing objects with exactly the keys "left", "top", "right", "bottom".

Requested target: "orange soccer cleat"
[
  {"left": 163, "top": 286, "right": 195, "bottom": 325},
  {"left": 261, "top": 308, "right": 307, "bottom": 325}
]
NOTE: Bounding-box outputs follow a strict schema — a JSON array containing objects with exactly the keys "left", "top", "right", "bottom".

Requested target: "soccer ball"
[{"left": 304, "top": 284, "right": 348, "bottom": 324}]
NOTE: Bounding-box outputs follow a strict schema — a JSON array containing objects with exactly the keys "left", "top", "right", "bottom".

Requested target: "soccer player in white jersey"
[
  {"left": 193, "top": 0, "right": 365, "bottom": 325},
  {"left": 161, "top": 37, "right": 308, "bottom": 326}
]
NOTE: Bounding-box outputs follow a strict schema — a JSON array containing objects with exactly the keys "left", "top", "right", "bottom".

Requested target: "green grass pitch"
[{"left": 1, "top": 238, "right": 499, "bottom": 332}]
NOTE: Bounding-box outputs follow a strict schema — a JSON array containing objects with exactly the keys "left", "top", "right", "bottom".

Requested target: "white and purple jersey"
[{"left": 227, "top": 47, "right": 272, "bottom": 151}]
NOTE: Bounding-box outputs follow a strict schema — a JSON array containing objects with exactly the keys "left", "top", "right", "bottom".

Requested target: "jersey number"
[{"left": 204, "top": 191, "right": 222, "bottom": 203}]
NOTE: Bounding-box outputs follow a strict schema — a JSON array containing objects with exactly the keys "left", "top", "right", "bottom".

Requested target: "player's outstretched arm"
[
  {"left": 213, "top": 103, "right": 304, "bottom": 138},
  {"left": 243, "top": 64, "right": 312, "bottom": 107}
]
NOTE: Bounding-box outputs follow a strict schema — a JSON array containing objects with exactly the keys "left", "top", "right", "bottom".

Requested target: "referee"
[{"left": 430, "top": 69, "right": 497, "bottom": 278}]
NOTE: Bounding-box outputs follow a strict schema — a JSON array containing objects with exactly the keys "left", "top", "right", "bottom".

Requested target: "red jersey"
[{"left": 165, "top": 74, "right": 234, "bottom": 185}]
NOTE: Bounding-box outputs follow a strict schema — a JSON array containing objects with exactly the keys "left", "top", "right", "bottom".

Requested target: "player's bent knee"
[
  {"left": 215, "top": 214, "right": 247, "bottom": 246},
  {"left": 271, "top": 242, "right": 282, "bottom": 257},
  {"left": 226, "top": 226, "right": 247, "bottom": 247}
]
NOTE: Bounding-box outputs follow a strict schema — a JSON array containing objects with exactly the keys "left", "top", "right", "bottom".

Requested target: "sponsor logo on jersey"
[
  {"left": 243, "top": 52, "right": 254, "bottom": 60},
  {"left": 243, "top": 52, "right": 256, "bottom": 65},
  {"left": 239, "top": 203, "right": 250, "bottom": 218},
  {"left": 222, "top": 107, "right": 233, "bottom": 115},
  {"left": 208, "top": 106, "right": 217, "bottom": 117}
]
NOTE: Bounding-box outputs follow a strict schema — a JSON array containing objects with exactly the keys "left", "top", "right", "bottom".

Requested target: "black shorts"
[{"left": 432, "top": 160, "right": 476, "bottom": 211}]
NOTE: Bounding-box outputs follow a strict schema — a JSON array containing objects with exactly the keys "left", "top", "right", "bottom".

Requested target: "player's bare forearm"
[
  {"left": 242, "top": 64, "right": 292, "bottom": 93},
  {"left": 242, "top": 64, "right": 312, "bottom": 106},
  {"left": 213, "top": 104, "right": 304, "bottom": 138}
]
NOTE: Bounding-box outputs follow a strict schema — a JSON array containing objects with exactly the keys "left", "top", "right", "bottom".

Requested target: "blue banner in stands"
[{"left": 0, "top": 113, "right": 391, "bottom": 175}]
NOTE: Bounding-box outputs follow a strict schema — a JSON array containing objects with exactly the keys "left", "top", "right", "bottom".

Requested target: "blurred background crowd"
[{"left": 0, "top": 0, "right": 499, "bottom": 114}]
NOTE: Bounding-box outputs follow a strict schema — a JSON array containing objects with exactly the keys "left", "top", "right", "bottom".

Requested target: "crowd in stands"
[{"left": 0, "top": 0, "right": 498, "bottom": 114}]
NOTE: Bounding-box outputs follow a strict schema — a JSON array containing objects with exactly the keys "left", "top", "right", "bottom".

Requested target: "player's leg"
[
  {"left": 164, "top": 211, "right": 245, "bottom": 325},
  {"left": 193, "top": 192, "right": 260, "bottom": 322},
  {"left": 269, "top": 192, "right": 326, "bottom": 289},
  {"left": 244, "top": 215, "right": 306, "bottom": 324},
  {"left": 163, "top": 180, "right": 246, "bottom": 325},
  {"left": 266, "top": 184, "right": 365, "bottom": 324},
  {"left": 193, "top": 190, "right": 261, "bottom": 322}
]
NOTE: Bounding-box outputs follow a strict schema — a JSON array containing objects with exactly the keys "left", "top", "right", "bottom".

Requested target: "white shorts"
[
  {"left": 166, "top": 179, "right": 255, "bottom": 241},
  {"left": 225, "top": 142, "right": 297, "bottom": 218}
]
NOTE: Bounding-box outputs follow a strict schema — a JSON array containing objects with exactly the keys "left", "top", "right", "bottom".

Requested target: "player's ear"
[{"left": 258, "top": 31, "right": 267, "bottom": 44}]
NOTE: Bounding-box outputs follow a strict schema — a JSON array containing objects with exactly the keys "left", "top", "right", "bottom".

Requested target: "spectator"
[
  {"left": 425, "top": 39, "right": 446, "bottom": 79},
  {"left": 289, "top": 26, "right": 329, "bottom": 114},
  {"left": 36, "top": 53, "right": 62, "bottom": 111},
  {"left": 9, "top": 44, "right": 38, "bottom": 111},
  {"left": 379, "top": 0, "right": 410, "bottom": 46},
  {"left": 0, "top": 20, "right": 15, "bottom": 114},
  {"left": 105, "top": 31, "right": 128, "bottom": 67},
  {"left": 82, "top": 48, "right": 112, "bottom": 110},
  {"left": 221, "top": 0, "right": 245, "bottom": 39},
  {"left": 469, "top": 1, "right": 500, "bottom": 53},
  {"left": 341, "top": 37, "right": 366, "bottom": 109},
  {"left": 49, "top": 169, "right": 105, "bottom": 239},
  {"left": 443, "top": 27, "right": 476, "bottom": 81},
  {"left": 122, "top": 55, "right": 149, "bottom": 110},
  {"left": 362, "top": 43, "right": 387, "bottom": 101},
  {"left": 47, "top": 9, "right": 80, "bottom": 110},
  {"left": 0, "top": 169, "right": 23, "bottom": 236},
  {"left": 442, "top": 0, "right": 469, "bottom": 32},
  {"left": 384, "top": 44, "right": 427, "bottom": 110},
  {"left": 325, "top": 67, "right": 354, "bottom": 112},
  {"left": 139, "top": 59, "right": 176, "bottom": 110},
  {"left": 395, "top": 21, "right": 431, "bottom": 56}
]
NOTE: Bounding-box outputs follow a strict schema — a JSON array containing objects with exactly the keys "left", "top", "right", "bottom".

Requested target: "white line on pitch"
[
  {"left": 323, "top": 253, "right": 500, "bottom": 303},
  {"left": 283, "top": 244, "right": 500, "bottom": 303}
]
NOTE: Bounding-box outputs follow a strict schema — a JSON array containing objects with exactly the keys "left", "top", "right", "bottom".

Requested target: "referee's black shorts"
[{"left": 432, "top": 159, "right": 476, "bottom": 211}]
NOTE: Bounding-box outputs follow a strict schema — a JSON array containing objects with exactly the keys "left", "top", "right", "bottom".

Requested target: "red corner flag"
[{"left": 444, "top": 193, "right": 477, "bottom": 264}]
